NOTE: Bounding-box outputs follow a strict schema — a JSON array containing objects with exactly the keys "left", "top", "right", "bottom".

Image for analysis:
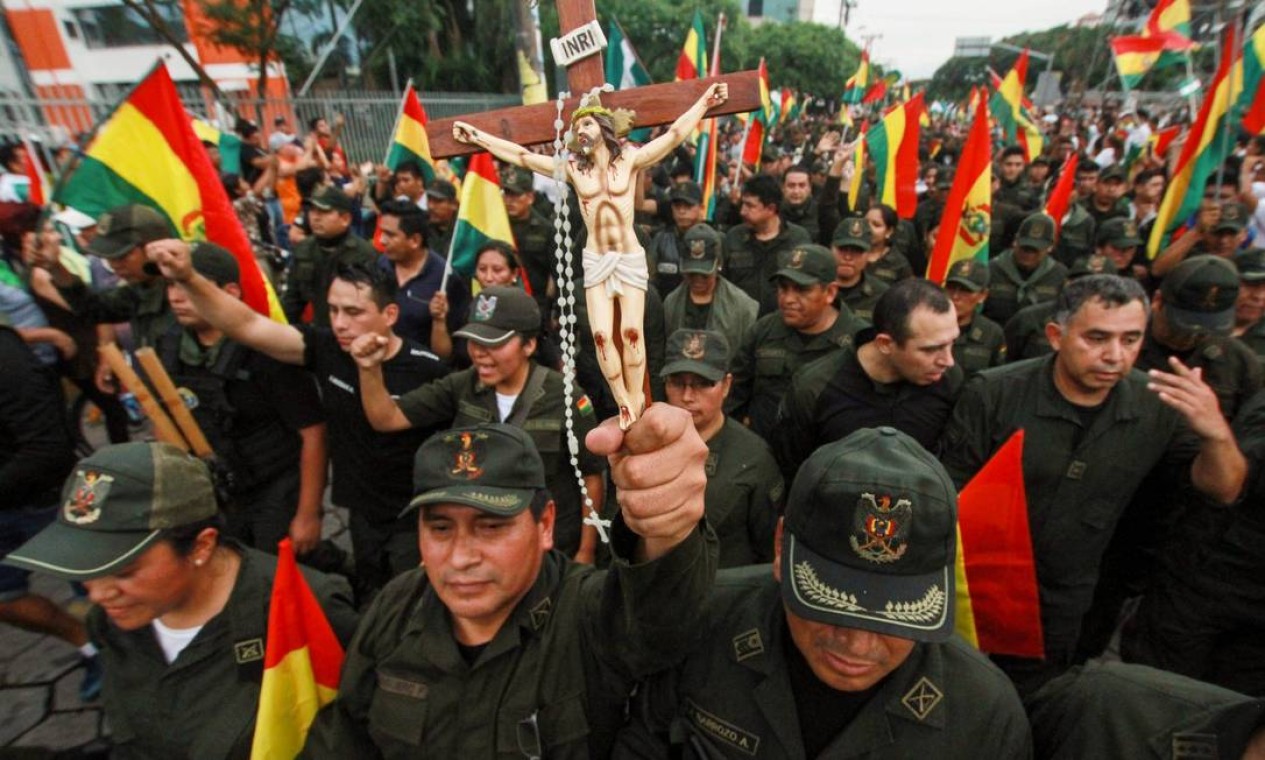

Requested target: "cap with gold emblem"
[
  {"left": 1095, "top": 217, "right": 1143, "bottom": 249},
  {"left": 1015, "top": 212, "right": 1057, "bottom": 250},
  {"left": 1214, "top": 202, "right": 1247, "bottom": 233},
  {"left": 945, "top": 259, "right": 990, "bottom": 292},
  {"left": 87, "top": 205, "right": 173, "bottom": 260},
  {"left": 770, "top": 244, "right": 836, "bottom": 286},
  {"left": 2, "top": 443, "right": 218, "bottom": 580},
  {"left": 831, "top": 216, "right": 873, "bottom": 251},
  {"left": 1067, "top": 254, "right": 1119, "bottom": 280},
  {"left": 406, "top": 424, "right": 547, "bottom": 516},
  {"left": 680, "top": 224, "right": 722, "bottom": 275},
  {"left": 661, "top": 329, "right": 730, "bottom": 382},
  {"left": 1160, "top": 257, "right": 1240, "bottom": 334},
  {"left": 781, "top": 427, "right": 957, "bottom": 641}
]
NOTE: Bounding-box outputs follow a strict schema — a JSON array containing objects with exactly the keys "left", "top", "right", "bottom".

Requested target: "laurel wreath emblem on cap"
[
  {"left": 63, "top": 470, "right": 113, "bottom": 526},
  {"left": 682, "top": 332, "right": 706, "bottom": 360}
]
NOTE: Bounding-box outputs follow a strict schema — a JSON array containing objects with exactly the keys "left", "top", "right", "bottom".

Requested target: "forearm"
[
  {"left": 182, "top": 273, "right": 306, "bottom": 364},
  {"left": 357, "top": 364, "right": 412, "bottom": 431},
  {"left": 296, "top": 423, "right": 328, "bottom": 519},
  {"left": 1191, "top": 434, "right": 1247, "bottom": 504},
  {"left": 429, "top": 319, "right": 453, "bottom": 361},
  {"left": 1152, "top": 229, "right": 1200, "bottom": 277}
]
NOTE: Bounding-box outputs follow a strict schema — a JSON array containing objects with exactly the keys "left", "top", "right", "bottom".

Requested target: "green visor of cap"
[
  {"left": 945, "top": 275, "right": 985, "bottom": 292},
  {"left": 660, "top": 358, "right": 726, "bottom": 382},
  {"left": 3, "top": 523, "right": 164, "bottom": 581},
  {"left": 780, "top": 532, "right": 954, "bottom": 642},
  {"left": 405, "top": 484, "right": 535, "bottom": 517},
  {"left": 1164, "top": 304, "right": 1235, "bottom": 334},
  {"left": 87, "top": 233, "right": 139, "bottom": 260},
  {"left": 453, "top": 322, "right": 519, "bottom": 346}
]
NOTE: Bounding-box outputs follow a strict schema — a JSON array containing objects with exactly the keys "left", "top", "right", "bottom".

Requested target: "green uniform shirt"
[
  {"left": 617, "top": 569, "right": 1032, "bottom": 759},
  {"left": 89, "top": 543, "right": 358, "bottom": 760},
  {"left": 510, "top": 209, "right": 556, "bottom": 308},
  {"left": 939, "top": 357, "right": 1188, "bottom": 670},
  {"left": 869, "top": 249, "right": 914, "bottom": 285},
  {"left": 726, "top": 308, "right": 866, "bottom": 439},
  {"left": 282, "top": 232, "right": 378, "bottom": 327},
  {"left": 780, "top": 197, "right": 821, "bottom": 245},
  {"left": 1077, "top": 197, "right": 1129, "bottom": 229},
  {"left": 301, "top": 526, "right": 718, "bottom": 759},
  {"left": 1237, "top": 319, "right": 1265, "bottom": 367},
  {"left": 703, "top": 418, "right": 783, "bottom": 568},
  {"left": 1135, "top": 331, "right": 1263, "bottom": 423},
  {"left": 721, "top": 220, "right": 812, "bottom": 317},
  {"left": 953, "top": 314, "right": 1006, "bottom": 377},
  {"left": 1052, "top": 205, "right": 1096, "bottom": 268},
  {"left": 837, "top": 271, "right": 888, "bottom": 324},
  {"left": 395, "top": 366, "right": 605, "bottom": 556},
  {"left": 56, "top": 277, "right": 174, "bottom": 348},
  {"left": 662, "top": 277, "right": 759, "bottom": 365},
  {"left": 1003, "top": 301, "right": 1057, "bottom": 363},
  {"left": 984, "top": 251, "right": 1068, "bottom": 326}
]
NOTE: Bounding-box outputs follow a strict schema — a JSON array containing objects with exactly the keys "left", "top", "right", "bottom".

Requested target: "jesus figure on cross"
[{"left": 452, "top": 82, "right": 728, "bottom": 428}]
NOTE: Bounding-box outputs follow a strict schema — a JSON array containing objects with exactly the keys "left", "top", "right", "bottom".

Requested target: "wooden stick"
[
  {"left": 98, "top": 343, "right": 188, "bottom": 451},
  {"left": 134, "top": 348, "right": 214, "bottom": 458}
]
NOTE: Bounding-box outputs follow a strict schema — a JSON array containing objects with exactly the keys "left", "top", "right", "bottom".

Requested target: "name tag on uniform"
[
  {"left": 379, "top": 673, "right": 429, "bottom": 699},
  {"left": 328, "top": 375, "right": 355, "bottom": 395},
  {"left": 1066, "top": 461, "right": 1087, "bottom": 480}
]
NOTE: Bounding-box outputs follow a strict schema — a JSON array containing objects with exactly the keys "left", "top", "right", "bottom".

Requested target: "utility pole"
[{"left": 838, "top": 0, "right": 857, "bottom": 31}]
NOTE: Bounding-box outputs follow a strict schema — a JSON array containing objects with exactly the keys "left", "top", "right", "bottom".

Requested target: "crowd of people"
[{"left": 0, "top": 91, "right": 1264, "bottom": 758}]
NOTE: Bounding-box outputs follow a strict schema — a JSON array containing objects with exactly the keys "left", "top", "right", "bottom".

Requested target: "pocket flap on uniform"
[{"left": 368, "top": 670, "right": 428, "bottom": 746}]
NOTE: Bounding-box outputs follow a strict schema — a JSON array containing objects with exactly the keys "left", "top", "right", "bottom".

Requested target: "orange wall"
[{"left": 6, "top": 8, "right": 70, "bottom": 70}]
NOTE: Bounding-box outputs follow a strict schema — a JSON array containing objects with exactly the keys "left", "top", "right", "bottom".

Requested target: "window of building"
[
  {"left": 72, "top": 4, "right": 188, "bottom": 49},
  {"left": 749, "top": 0, "right": 764, "bottom": 16}
]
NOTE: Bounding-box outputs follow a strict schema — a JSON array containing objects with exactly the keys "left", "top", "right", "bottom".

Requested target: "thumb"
[{"left": 585, "top": 416, "right": 626, "bottom": 458}]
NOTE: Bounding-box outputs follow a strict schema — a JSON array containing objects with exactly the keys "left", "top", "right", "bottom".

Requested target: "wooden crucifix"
[{"left": 427, "top": 0, "right": 761, "bottom": 428}]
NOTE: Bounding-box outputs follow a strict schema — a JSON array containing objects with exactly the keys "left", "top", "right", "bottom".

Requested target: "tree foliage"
[{"left": 197, "top": 0, "right": 321, "bottom": 98}]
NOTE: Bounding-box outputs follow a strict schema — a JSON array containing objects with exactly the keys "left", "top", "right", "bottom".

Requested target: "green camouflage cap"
[
  {"left": 88, "top": 205, "right": 173, "bottom": 260},
  {"left": 454, "top": 285, "right": 541, "bottom": 346},
  {"left": 1016, "top": 212, "right": 1057, "bottom": 250},
  {"left": 782, "top": 427, "right": 957, "bottom": 642},
  {"left": 309, "top": 185, "right": 354, "bottom": 212},
  {"left": 1096, "top": 217, "right": 1143, "bottom": 249},
  {"left": 669, "top": 181, "right": 704, "bottom": 206},
  {"left": 832, "top": 216, "right": 873, "bottom": 250},
  {"left": 1234, "top": 248, "right": 1265, "bottom": 283},
  {"left": 1214, "top": 202, "right": 1247, "bottom": 233},
  {"left": 2, "top": 443, "right": 218, "bottom": 580},
  {"left": 661, "top": 329, "right": 730, "bottom": 382},
  {"left": 501, "top": 167, "right": 534, "bottom": 194},
  {"left": 407, "top": 425, "right": 546, "bottom": 516},
  {"left": 192, "top": 242, "right": 240, "bottom": 286},
  {"left": 770, "top": 244, "right": 837, "bottom": 286},
  {"left": 1068, "top": 254, "right": 1119, "bottom": 279},
  {"left": 1161, "top": 256, "right": 1240, "bottom": 334},
  {"left": 945, "top": 259, "right": 990, "bottom": 292},
  {"left": 680, "top": 224, "right": 721, "bottom": 275},
  {"left": 1099, "top": 163, "right": 1128, "bottom": 183}
]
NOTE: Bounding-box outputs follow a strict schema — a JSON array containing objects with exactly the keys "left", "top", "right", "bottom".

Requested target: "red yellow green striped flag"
[
  {"left": 385, "top": 83, "right": 435, "bottom": 182},
  {"left": 1146, "top": 0, "right": 1193, "bottom": 68},
  {"left": 250, "top": 538, "right": 344, "bottom": 759},
  {"left": 1147, "top": 25, "right": 1242, "bottom": 259},
  {"left": 989, "top": 50, "right": 1044, "bottom": 162},
  {"left": 54, "top": 63, "right": 283, "bottom": 322},
  {"left": 449, "top": 152, "right": 514, "bottom": 276},
  {"left": 843, "top": 50, "right": 870, "bottom": 105},
  {"left": 675, "top": 10, "right": 707, "bottom": 81},
  {"left": 1236, "top": 22, "right": 1265, "bottom": 135},
  {"left": 926, "top": 97, "right": 991, "bottom": 283},
  {"left": 865, "top": 93, "right": 923, "bottom": 219}
]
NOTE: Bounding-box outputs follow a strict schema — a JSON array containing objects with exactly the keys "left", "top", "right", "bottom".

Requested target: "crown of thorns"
[{"left": 571, "top": 94, "right": 635, "bottom": 137}]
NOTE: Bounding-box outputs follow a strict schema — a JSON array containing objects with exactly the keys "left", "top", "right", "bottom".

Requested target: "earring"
[{"left": 194, "top": 558, "right": 205, "bottom": 567}]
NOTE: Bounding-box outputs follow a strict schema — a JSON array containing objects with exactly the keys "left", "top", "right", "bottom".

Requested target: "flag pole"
[{"left": 382, "top": 78, "right": 414, "bottom": 167}]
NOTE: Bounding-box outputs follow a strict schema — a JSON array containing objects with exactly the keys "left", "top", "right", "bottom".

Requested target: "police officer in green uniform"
[
  {"left": 647, "top": 180, "right": 705, "bottom": 298},
  {"left": 1095, "top": 217, "right": 1149, "bottom": 284},
  {"left": 423, "top": 179, "right": 459, "bottom": 256},
  {"left": 1232, "top": 248, "right": 1265, "bottom": 363},
  {"left": 1051, "top": 161, "right": 1100, "bottom": 268},
  {"left": 662, "top": 224, "right": 759, "bottom": 357},
  {"left": 282, "top": 186, "right": 377, "bottom": 326},
  {"left": 1003, "top": 254, "right": 1118, "bottom": 363},
  {"left": 944, "top": 258, "right": 1005, "bottom": 376},
  {"left": 663, "top": 329, "right": 782, "bottom": 568},
  {"left": 1152, "top": 200, "right": 1250, "bottom": 280},
  {"left": 502, "top": 167, "right": 556, "bottom": 311},
  {"left": 158, "top": 244, "right": 327, "bottom": 555},
  {"left": 984, "top": 211, "right": 1069, "bottom": 326},
  {"left": 779, "top": 164, "right": 824, "bottom": 244},
  {"left": 351, "top": 286, "right": 607, "bottom": 561},
  {"left": 831, "top": 216, "right": 889, "bottom": 324},
  {"left": 726, "top": 244, "right": 865, "bottom": 440},
  {"left": 3, "top": 442, "right": 358, "bottom": 760},
  {"left": 722, "top": 174, "right": 813, "bottom": 316},
  {"left": 34, "top": 204, "right": 176, "bottom": 349},
  {"left": 614, "top": 427, "right": 1031, "bottom": 759},
  {"left": 1077, "top": 163, "right": 1131, "bottom": 228},
  {"left": 991, "top": 146, "right": 1039, "bottom": 256},
  {"left": 940, "top": 275, "right": 1247, "bottom": 697},
  {"left": 301, "top": 416, "right": 718, "bottom": 759}
]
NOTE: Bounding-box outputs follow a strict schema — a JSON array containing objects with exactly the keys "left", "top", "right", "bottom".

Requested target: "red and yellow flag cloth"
[
  {"left": 1237, "top": 22, "right": 1265, "bottom": 135},
  {"left": 53, "top": 63, "right": 284, "bottom": 322},
  {"left": 20, "top": 136, "right": 47, "bottom": 205},
  {"left": 450, "top": 152, "right": 515, "bottom": 277},
  {"left": 864, "top": 93, "right": 923, "bottom": 220},
  {"left": 843, "top": 49, "right": 870, "bottom": 105},
  {"left": 954, "top": 430, "right": 1044, "bottom": 659},
  {"left": 1044, "top": 152, "right": 1079, "bottom": 237},
  {"left": 250, "top": 538, "right": 345, "bottom": 759},
  {"left": 989, "top": 50, "right": 1044, "bottom": 162},
  {"left": 926, "top": 97, "right": 990, "bottom": 284},
  {"left": 675, "top": 10, "right": 707, "bottom": 81},
  {"left": 385, "top": 83, "right": 435, "bottom": 182},
  {"left": 1110, "top": 0, "right": 1195, "bottom": 90}
]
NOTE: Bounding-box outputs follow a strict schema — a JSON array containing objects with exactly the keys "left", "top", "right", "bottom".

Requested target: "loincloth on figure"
[{"left": 582, "top": 249, "right": 649, "bottom": 298}]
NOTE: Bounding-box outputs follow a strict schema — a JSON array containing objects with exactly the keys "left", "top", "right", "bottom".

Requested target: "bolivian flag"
[
  {"left": 864, "top": 93, "right": 922, "bottom": 219},
  {"left": 1237, "top": 22, "right": 1265, "bottom": 134},
  {"left": 1044, "top": 152, "right": 1079, "bottom": 236},
  {"left": 250, "top": 539, "right": 344, "bottom": 759},
  {"left": 54, "top": 63, "right": 283, "bottom": 322},
  {"left": 989, "top": 50, "right": 1044, "bottom": 162},
  {"left": 675, "top": 10, "right": 707, "bottom": 82},
  {"left": 385, "top": 83, "right": 435, "bottom": 182},
  {"left": 843, "top": 50, "right": 870, "bottom": 105},
  {"left": 449, "top": 153, "right": 514, "bottom": 275},
  {"left": 954, "top": 430, "right": 1044, "bottom": 658},
  {"left": 926, "top": 97, "right": 990, "bottom": 283}
]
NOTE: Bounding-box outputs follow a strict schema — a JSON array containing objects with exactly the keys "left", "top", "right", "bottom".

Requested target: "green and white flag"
[{"left": 605, "top": 18, "right": 653, "bottom": 142}]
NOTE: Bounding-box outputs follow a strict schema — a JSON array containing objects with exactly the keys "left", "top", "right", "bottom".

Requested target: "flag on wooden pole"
[{"left": 926, "top": 97, "right": 990, "bottom": 283}]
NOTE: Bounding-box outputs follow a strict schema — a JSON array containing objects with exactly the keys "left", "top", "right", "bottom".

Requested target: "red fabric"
[
  {"left": 1044, "top": 152, "right": 1079, "bottom": 236},
  {"left": 262, "top": 538, "right": 344, "bottom": 687}
]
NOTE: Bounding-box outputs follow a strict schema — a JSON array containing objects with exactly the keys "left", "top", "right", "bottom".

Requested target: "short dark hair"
[
  {"left": 1053, "top": 274, "right": 1149, "bottom": 327},
  {"left": 296, "top": 168, "right": 325, "bottom": 199},
  {"left": 872, "top": 279, "right": 952, "bottom": 345},
  {"left": 528, "top": 488, "right": 553, "bottom": 520},
  {"left": 394, "top": 160, "right": 424, "bottom": 180},
  {"left": 782, "top": 164, "right": 812, "bottom": 183},
  {"left": 307, "top": 116, "right": 325, "bottom": 131},
  {"left": 0, "top": 142, "right": 21, "bottom": 168},
  {"left": 1075, "top": 158, "right": 1100, "bottom": 176},
  {"left": 380, "top": 200, "right": 428, "bottom": 243},
  {"left": 333, "top": 261, "right": 398, "bottom": 309},
  {"left": 742, "top": 174, "right": 782, "bottom": 208},
  {"left": 1133, "top": 167, "right": 1164, "bottom": 186},
  {"left": 1000, "top": 145, "right": 1026, "bottom": 161},
  {"left": 160, "top": 513, "right": 226, "bottom": 557}
]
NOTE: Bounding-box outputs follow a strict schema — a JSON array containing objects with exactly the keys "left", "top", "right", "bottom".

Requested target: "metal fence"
[{"left": 0, "top": 88, "right": 521, "bottom": 167}]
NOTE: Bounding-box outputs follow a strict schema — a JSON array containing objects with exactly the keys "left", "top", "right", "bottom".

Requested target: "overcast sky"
[{"left": 846, "top": 0, "right": 1110, "bottom": 80}]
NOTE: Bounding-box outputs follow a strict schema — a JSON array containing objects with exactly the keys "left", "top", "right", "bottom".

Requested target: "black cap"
[
  {"left": 945, "top": 259, "right": 989, "bottom": 291},
  {"left": 88, "top": 205, "right": 173, "bottom": 260},
  {"left": 1160, "top": 257, "right": 1240, "bottom": 334},
  {"left": 770, "top": 244, "right": 836, "bottom": 286},
  {"left": 761, "top": 145, "right": 783, "bottom": 162},
  {"left": 680, "top": 224, "right": 721, "bottom": 275},
  {"left": 426, "top": 179, "right": 458, "bottom": 201},
  {"left": 661, "top": 329, "right": 730, "bottom": 382},
  {"left": 453, "top": 285, "right": 541, "bottom": 346},
  {"left": 1234, "top": 248, "right": 1265, "bottom": 283},
  {"left": 191, "top": 242, "right": 240, "bottom": 286},
  {"left": 1095, "top": 217, "right": 1143, "bottom": 249},
  {"left": 669, "top": 181, "right": 703, "bottom": 206},
  {"left": 407, "top": 425, "right": 546, "bottom": 516},
  {"left": 501, "top": 168, "right": 534, "bottom": 195},
  {"left": 782, "top": 427, "right": 956, "bottom": 642},
  {"left": 309, "top": 185, "right": 354, "bottom": 213},
  {"left": 832, "top": 216, "right": 872, "bottom": 250},
  {"left": 1214, "top": 202, "right": 1247, "bottom": 233}
]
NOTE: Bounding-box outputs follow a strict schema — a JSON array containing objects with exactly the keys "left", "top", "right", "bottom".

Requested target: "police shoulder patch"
[{"left": 901, "top": 677, "right": 943, "bottom": 721}]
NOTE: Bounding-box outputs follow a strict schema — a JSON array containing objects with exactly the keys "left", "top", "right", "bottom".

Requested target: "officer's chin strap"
[{"left": 553, "top": 84, "right": 614, "bottom": 546}]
